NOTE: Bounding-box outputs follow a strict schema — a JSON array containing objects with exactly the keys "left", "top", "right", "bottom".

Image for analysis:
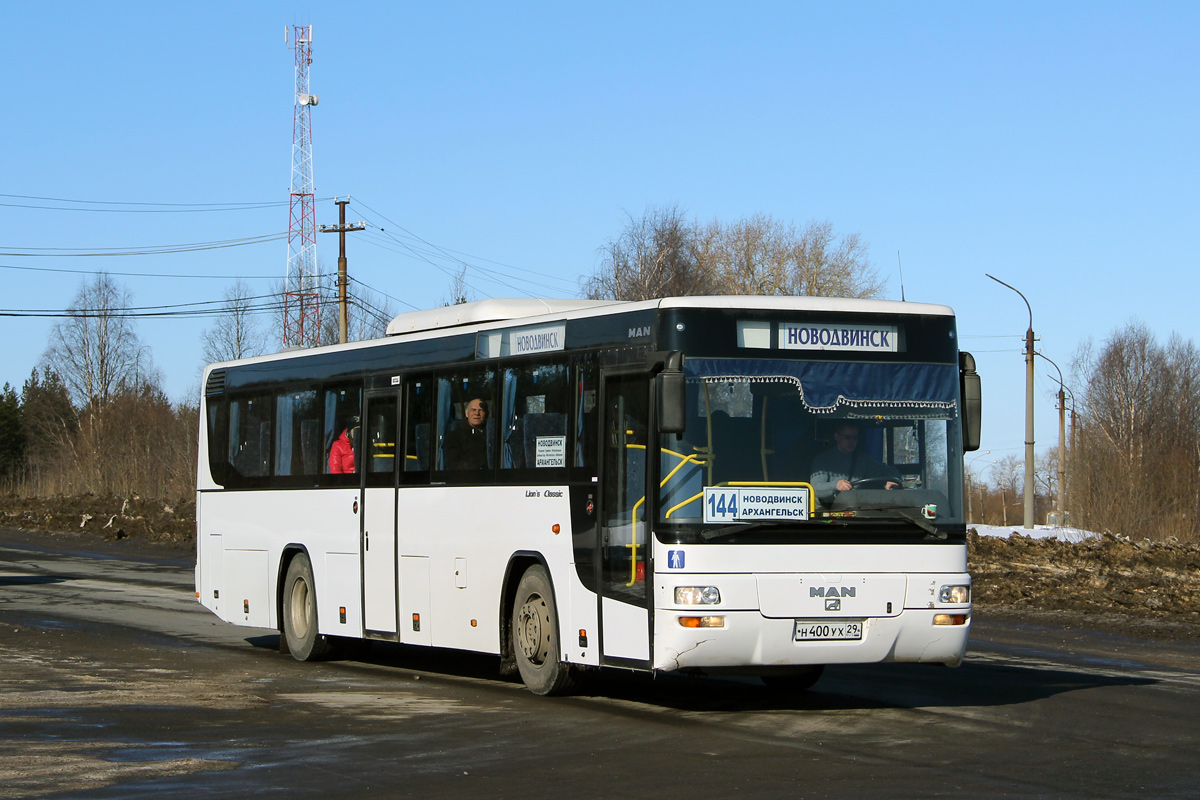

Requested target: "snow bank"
[{"left": 969, "top": 523, "right": 1098, "bottom": 543}]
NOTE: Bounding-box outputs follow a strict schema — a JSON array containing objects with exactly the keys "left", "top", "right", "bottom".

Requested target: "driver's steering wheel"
[{"left": 849, "top": 477, "right": 900, "bottom": 490}]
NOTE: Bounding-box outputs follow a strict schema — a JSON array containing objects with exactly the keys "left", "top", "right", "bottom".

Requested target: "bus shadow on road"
[
  {"left": 244, "top": 635, "right": 511, "bottom": 683},
  {"left": 244, "top": 634, "right": 1155, "bottom": 712},
  {"left": 573, "top": 660, "right": 1159, "bottom": 713},
  {"left": 0, "top": 575, "right": 69, "bottom": 587}
]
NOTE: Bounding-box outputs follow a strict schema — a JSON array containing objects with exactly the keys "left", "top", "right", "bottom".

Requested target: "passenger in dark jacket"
[{"left": 445, "top": 398, "right": 489, "bottom": 469}]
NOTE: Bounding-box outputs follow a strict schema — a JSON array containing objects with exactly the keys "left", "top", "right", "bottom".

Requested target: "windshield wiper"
[
  {"left": 698, "top": 521, "right": 824, "bottom": 542},
  {"left": 855, "top": 508, "right": 945, "bottom": 538}
]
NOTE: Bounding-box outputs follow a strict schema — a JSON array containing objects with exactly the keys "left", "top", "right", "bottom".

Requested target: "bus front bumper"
[{"left": 652, "top": 608, "right": 971, "bottom": 672}]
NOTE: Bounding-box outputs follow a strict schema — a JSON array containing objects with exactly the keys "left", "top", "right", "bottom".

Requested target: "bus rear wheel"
[
  {"left": 282, "top": 553, "right": 334, "bottom": 661},
  {"left": 512, "top": 565, "right": 576, "bottom": 696}
]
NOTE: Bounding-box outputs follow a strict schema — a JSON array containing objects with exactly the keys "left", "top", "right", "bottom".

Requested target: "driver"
[{"left": 810, "top": 422, "right": 901, "bottom": 504}]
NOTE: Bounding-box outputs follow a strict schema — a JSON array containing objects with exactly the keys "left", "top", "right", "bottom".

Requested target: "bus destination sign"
[
  {"left": 477, "top": 323, "right": 566, "bottom": 359},
  {"left": 778, "top": 322, "right": 899, "bottom": 352},
  {"left": 703, "top": 487, "right": 811, "bottom": 523}
]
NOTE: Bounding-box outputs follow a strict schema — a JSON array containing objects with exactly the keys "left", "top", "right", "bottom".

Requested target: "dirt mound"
[
  {"left": 0, "top": 494, "right": 195, "bottom": 545},
  {"left": 969, "top": 529, "right": 1200, "bottom": 639}
]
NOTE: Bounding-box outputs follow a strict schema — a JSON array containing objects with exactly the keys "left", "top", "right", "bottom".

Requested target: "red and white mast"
[{"left": 283, "top": 25, "right": 320, "bottom": 348}]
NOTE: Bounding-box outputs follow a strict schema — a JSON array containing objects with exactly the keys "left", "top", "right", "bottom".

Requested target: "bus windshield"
[{"left": 658, "top": 357, "right": 964, "bottom": 535}]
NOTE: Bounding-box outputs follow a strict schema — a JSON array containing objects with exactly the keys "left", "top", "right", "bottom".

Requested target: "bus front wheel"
[
  {"left": 282, "top": 553, "right": 334, "bottom": 661},
  {"left": 512, "top": 565, "right": 576, "bottom": 695}
]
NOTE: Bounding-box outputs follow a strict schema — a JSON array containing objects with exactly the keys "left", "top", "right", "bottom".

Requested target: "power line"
[
  {"left": 0, "top": 291, "right": 284, "bottom": 315},
  {"left": 0, "top": 263, "right": 315, "bottom": 280},
  {"left": 0, "top": 233, "right": 287, "bottom": 257},
  {"left": 347, "top": 275, "right": 420, "bottom": 311},
  {"left": 0, "top": 192, "right": 335, "bottom": 212},
  {"left": 353, "top": 197, "right": 576, "bottom": 287},
  {"left": 350, "top": 198, "right": 582, "bottom": 298}
]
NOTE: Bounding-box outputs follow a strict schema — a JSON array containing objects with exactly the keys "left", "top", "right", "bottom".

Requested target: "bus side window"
[
  {"left": 275, "top": 388, "right": 320, "bottom": 479},
  {"left": 228, "top": 394, "right": 272, "bottom": 481},
  {"left": 501, "top": 362, "right": 568, "bottom": 471},
  {"left": 436, "top": 370, "right": 496, "bottom": 474},
  {"left": 573, "top": 355, "right": 598, "bottom": 473},
  {"left": 323, "top": 385, "right": 362, "bottom": 483},
  {"left": 404, "top": 378, "right": 433, "bottom": 476}
]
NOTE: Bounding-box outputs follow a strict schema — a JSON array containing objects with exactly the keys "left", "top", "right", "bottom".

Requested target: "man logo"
[
  {"left": 825, "top": 598, "right": 841, "bottom": 611},
  {"left": 628, "top": 326, "right": 651, "bottom": 339},
  {"left": 810, "top": 586, "right": 856, "bottom": 598}
]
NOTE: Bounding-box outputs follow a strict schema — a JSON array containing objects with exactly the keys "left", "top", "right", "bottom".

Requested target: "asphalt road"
[{"left": 2, "top": 530, "right": 1199, "bottom": 799}]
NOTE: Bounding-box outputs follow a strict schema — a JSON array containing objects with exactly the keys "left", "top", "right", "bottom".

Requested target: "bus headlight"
[
  {"left": 675, "top": 586, "right": 721, "bottom": 605},
  {"left": 938, "top": 585, "right": 971, "bottom": 604}
]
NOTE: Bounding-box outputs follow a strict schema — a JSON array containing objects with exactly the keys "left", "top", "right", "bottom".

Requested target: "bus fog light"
[
  {"left": 675, "top": 586, "right": 721, "bottom": 605},
  {"left": 938, "top": 585, "right": 970, "bottom": 604},
  {"left": 933, "top": 613, "right": 967, "bottom": 626},
  {"left": 678, "top": 615, "right": 725, "bottom": 628}
]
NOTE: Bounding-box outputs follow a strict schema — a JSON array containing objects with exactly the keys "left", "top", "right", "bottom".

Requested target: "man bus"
[{"left": 196, "top": 296, "right": 981, "bottom": 694}]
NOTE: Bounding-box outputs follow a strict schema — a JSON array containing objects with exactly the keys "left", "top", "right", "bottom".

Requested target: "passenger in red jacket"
[{"left": 329, "top": 416, "right": 359, "bottom": 474}]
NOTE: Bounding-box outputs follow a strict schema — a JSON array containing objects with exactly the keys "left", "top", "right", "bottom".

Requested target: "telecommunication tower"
[{"left": 283, "top": 25, "right": 320, "bottom": 348}]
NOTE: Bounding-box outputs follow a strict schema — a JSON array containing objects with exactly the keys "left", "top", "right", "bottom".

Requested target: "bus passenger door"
[
  {"left": 597, "top": 371, "right": 651, "bottom": 665},
  {"left": 361, "top": 390, "right": 399, "bottom": 638}
]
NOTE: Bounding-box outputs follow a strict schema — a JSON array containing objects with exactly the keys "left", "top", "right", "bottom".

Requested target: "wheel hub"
[{"left": 518, "top": 596, "right": 547, "bottom": 665}]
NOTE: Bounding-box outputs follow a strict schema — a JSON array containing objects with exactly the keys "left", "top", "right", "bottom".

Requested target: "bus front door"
[
  {"left": 361, "top": 391, "right": 399, "bottom": 638},
  {"left": 598, "top": 371, "right": 651, "bottom": 665}
]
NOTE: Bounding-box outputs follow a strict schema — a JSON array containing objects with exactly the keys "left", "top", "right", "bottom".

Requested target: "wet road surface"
[{"left": 2, "top": 530, "right": 1199, "bottom": 799}]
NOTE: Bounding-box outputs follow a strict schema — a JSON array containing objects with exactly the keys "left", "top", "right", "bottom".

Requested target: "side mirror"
[
  {"left": 960, "top": 351, "right": 982, "bottom": 452},
  {"left": 657, "top": 352, "right": 686, "bottom": 434}
]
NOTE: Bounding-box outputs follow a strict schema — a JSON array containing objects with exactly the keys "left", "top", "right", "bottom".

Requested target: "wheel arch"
[
  {"left": 498, "top": 550, "right": 554, "bottom": 676},
  {"left": 276, "top": 544, "right": 312, "bottom": 638}
]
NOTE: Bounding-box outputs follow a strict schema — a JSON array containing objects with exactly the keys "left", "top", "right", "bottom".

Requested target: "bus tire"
[
  {"left": 512, "top": 564, "right": 576, "bottom": 696},
  {"left": 761, "top": 664, "right": 825, "bottom": 692},
  {"left": 282, "top": 553, "right": 334, "bottom": 662}
]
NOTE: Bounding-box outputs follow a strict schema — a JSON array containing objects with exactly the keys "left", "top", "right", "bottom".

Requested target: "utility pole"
[
  {"left": 987, "top": 274, "right": 1036, "bottom": 529},
  {"left": 318, "top": 198, "right": 366, "bottom": 344},
  {"left": 1040, "top": 354, "right": 1069, "bottom": 526}
]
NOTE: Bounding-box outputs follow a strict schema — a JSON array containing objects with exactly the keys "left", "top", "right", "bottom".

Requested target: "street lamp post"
[
  {"left": 987, "top": 274, "right": 1036, "bottom": 530},
  {"left": 1039, "top": 354, "right": 1069, "bottom": 526}
]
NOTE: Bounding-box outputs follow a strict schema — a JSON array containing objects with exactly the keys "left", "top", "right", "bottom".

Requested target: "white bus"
[{"left": 197, "top": 296, "right": 982, "bottom": 694}]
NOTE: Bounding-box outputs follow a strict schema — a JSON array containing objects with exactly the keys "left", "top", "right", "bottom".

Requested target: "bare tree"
[
  {"left": 1071, "top": 321, "right": 1200, "bottom": 542},
  {"left": 586, "top": 207, "right": 882, "bottom": 301},
  {"left": 585, "top": 205, "right": 711, "bottom": 301},
  {"left": 201, "top": 279, "right": 267, "bottom": 364},
  {"left": 348, "top": 282, "right": 396, "bottom": 341},
  {"left": 42, "top": 273, "right": 150, "bottom": 410},
  {"left": 442, "top": 266, "right": 474, "bottom": 307},
  {"left": 315, "top": 274, "right": 395, "bottom": 345}
]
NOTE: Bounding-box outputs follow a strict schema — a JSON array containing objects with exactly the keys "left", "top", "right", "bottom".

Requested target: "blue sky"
[{"left": 3, "top": 1, "right": 1197, "bottom": 471}]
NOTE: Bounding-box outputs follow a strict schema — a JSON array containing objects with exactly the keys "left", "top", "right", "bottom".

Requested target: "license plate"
[{"left": 793, "top": 620, "right": 863, "bottom": 641}]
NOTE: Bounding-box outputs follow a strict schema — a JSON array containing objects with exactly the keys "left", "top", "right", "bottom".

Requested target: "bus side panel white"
[
  {"left": 321, "top": 552, "right": 362, "bottom": 637},
  {"left": 397, "top": 486, "right": 573, "bottom": 657},
  {"left": 400, "top": 555, "right": 431, "bottom": 645},
  {"left": 199, "top": 488, "right": 360, "bottom": 632},
  {"left": 601, "top": 597, "right": 650, "bottom": 661},
  {"left": 200, "top": 532, "right": 223, "bottom": 617},
  {"left": 224, "top": 549, "right": 271, "bottom": 628},
  {"left": 566, "top": 573, "right": 600, "bottom": 666}
]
